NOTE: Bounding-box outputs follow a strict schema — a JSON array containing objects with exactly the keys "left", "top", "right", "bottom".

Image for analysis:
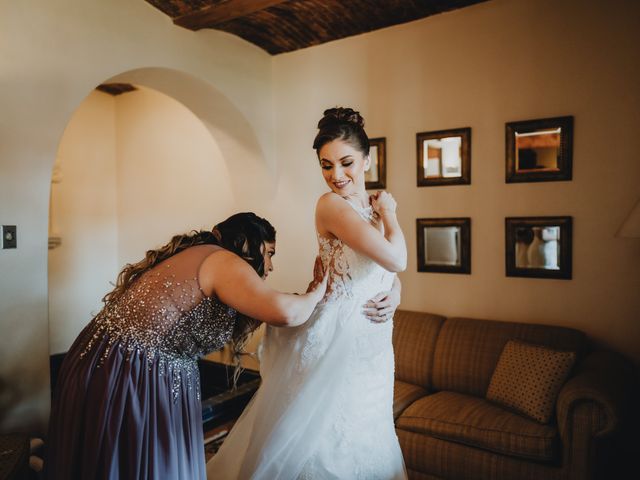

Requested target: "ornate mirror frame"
[
  {"left": 416, "top": 217, "right": 471, "bottom": 274},
  {"left": 505, "top": 216, "right": 573, "bottom": 280},
  {"left": 506, "top": 116, "right": 573, "bottom": 183},
  {"left": 416, "top": 127, "right": 471, "bottom": 187},
  {"left": 365, "top": 137, "right": 386, "bottom": 190}
]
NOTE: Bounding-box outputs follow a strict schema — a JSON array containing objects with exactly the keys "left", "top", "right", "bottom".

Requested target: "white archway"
[
  {"left": 47, "top": 66, "right": 277, "bottom": 357},
  {"left": 1, "top": 0, "right": 274, "bottom": 435},
  {"left": 107, "top": 67, "right": 276, "bottom": 206}
]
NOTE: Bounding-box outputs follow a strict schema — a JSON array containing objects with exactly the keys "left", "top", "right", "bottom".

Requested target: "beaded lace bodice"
[
  {"left": 79, "top": 245, "right": 236, "bottom": 398},
  {"left": 318, "top": 202, "right": 395, "bottom": 303}
]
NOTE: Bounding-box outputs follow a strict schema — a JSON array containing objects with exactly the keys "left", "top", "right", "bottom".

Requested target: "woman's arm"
[
  {"left": 199, "top": 250, "right": 327, "bottom": 327},
  {"left": 316, "top": 192, "right": 407, "bottom": 272}
]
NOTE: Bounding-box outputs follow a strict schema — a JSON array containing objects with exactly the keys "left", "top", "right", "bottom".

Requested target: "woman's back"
[
  {"left": 46, "top": 244, "right": 236, "bottom": 480},
  {"left": 82, "top": 244, "right": 237, "bottom": 366}
]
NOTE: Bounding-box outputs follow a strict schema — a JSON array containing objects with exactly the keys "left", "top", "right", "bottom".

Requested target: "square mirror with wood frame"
[
  {"left": 416, "top": 127, "right": 471, "bottom": 187},
  {"left": 506, "top": 116, "right": 573, "bottom": 183},
  {"left": 417, "top": 218, "right": 471, "bottom": 274},
  {"left": 365, "top": 137, "right": 386, "bottom": 190},
  {"left": 505, "top": 216, "right": 572, "bottom": 279}
]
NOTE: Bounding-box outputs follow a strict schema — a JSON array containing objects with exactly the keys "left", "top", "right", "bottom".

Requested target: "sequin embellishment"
[{"left": 79, "top": 267, "right": 236, "bottom": 400}]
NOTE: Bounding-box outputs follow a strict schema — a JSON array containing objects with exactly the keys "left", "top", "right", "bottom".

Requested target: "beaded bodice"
[
  {"left": 79, "top": 245, "right": 236, "bottom": 398},
  {"left": 318, "top": 201, "right": 395, "bottom": 303}
]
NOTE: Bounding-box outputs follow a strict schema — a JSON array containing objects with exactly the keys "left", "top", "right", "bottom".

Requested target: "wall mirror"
[
  {"left": 365, "top": 137, "right": 386, "bottom": 189},
  {"left": 417, "top": 218, "right": 471, "bottom": 274},
  {"left": 417, "top": 127, "right": 471, "bottom": 187},
  {"left": 506, "top": 116, "right": 573, "bottom": 183},
  {"left": 505, "top": 216, "right": 572, "bottom": 279}
]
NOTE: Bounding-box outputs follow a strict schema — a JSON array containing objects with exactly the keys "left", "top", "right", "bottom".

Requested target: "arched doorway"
[{"left": 48, "top": 67, "right": 273, "bottom": 359}]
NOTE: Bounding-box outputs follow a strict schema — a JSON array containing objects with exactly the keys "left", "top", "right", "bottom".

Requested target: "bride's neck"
[{"left": 342, "top": 190, "right": 369, "bottom": 209}]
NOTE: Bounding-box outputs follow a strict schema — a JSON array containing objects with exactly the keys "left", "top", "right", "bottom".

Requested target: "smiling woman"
[{"left": 206, "top": 107, "right": 407, "bottom": 480}]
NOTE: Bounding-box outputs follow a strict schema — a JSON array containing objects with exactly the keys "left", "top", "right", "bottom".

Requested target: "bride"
[{"left": 207, "top": 107, "right": 408, "bottom": 479}]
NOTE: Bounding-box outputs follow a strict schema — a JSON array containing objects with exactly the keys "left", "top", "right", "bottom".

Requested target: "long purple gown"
[{"left": 45, "top": 245, "right": 236, "bottom": 480}]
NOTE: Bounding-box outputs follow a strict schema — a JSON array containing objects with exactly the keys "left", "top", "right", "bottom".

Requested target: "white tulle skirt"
[{"left": 206, "top": 297, "right": 407, "bottom": 480}]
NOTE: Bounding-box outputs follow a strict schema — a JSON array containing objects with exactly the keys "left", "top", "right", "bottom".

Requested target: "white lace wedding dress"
[{"left": 206, "top": 203, "right": 407, "bottom": 480}]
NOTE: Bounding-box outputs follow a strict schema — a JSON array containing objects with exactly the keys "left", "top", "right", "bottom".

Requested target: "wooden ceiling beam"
[{"left": 174, "top": 0, "right": 289, "bottom": 30}]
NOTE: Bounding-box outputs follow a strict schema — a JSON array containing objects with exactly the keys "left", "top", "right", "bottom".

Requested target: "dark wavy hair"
[
  {"left": 102, "top": 212, "right": 275, "bottom": 365},
  {"left": 312, "top": 107, "right": 370, "bottom": 157}
]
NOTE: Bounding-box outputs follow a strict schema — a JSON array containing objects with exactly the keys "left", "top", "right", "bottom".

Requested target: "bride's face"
[{"left": 318, "top": 139, "right": 370, "bottom": 197}]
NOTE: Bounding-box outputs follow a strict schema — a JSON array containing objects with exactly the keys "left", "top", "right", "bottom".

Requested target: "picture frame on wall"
[
  {"left": 365, "top": 137, "right": 386, "bottom": 190},
  {"left": 417, "top": 127, "right": 471, "bottom": 187},
  {"left": 505, "top": 216, "right": 573, "bottom": 279},
  {"left": 417, "top": 217, "right": 471, "bottom": 274},
  {"left": 505, "top": 116, "right": 573, "bottom": 183}
]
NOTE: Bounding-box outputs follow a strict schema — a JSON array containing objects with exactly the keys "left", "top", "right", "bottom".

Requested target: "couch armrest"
[
  {"left": 557, "top": 350, "right": 634, "bottom": 439},
  {"left": 556, "top": 350, "right": 637, "bottom": 480}
]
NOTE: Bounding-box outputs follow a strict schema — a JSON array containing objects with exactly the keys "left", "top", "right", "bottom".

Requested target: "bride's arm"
[
  {"left": 316, "top": 192, "right": 407, "bottom": 272},
  {"left": 199, "top": 250, "right": 327, "bottom": 327}
]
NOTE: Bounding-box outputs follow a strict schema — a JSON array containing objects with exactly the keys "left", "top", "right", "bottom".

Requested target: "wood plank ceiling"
[{"left": 145, "top": 0, "right": 490, "bottom": 55}]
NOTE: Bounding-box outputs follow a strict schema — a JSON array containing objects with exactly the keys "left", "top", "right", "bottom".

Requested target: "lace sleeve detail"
[
  {"left": 317, "top": 199, "right": 391, "bottom": 303},
  {"left": 318, "top": 236, "right": 353, "bottom": 302}
]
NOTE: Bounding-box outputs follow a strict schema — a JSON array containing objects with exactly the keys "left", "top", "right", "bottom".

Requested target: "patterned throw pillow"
[{"left": 486, "top": 340, "right": 576, "bottom": 424}]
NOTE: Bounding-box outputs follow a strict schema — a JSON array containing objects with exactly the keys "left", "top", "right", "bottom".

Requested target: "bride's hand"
[
  {"left": 362, "top": 288, "right": 400, "bottom": 323},
  {"left": 362, "top": 276, "right": 401, "bottom": 323},
  {"left": 370, "top": 191, "right": 397, "bottom": 217}
]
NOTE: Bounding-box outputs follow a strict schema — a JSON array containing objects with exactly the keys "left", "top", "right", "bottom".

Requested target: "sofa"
[{"left": 391, "top": 310, "right": 637, "bottom": 480}]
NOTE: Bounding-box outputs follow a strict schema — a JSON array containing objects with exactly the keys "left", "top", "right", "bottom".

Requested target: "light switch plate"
[{"left": 2, "top": 225, "right": 17, "bottom": 249}]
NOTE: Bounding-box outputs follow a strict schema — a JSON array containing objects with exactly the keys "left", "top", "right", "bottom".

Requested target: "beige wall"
[
  {"left": 115, "top": 86, "right": 235, "bottom": 266},
  {"left": 0, "top": 0, "right": 272, "bottom": 433},
  {"left": 48, "top": 92, "right": 119, "bottom": 355},
  {"left": 270, "top": 0, "right": 640, "bottom": 366},
  {"left": 48, "top": 86, "right": 237, "bottom": 355}
]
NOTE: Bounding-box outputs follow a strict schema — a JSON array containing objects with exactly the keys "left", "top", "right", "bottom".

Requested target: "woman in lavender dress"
[{"left": 44, "top": 212, "right": 327, "bottom": 480}]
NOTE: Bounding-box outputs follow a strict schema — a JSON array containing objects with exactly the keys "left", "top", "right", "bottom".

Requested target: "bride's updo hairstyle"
[{"left": 312, "top": 107, "right": 370, "bottom": 157}]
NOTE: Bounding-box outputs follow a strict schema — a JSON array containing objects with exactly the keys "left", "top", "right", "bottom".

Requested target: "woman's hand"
[
  {"left": 306, "top": 255, "right": 325, "bottom": 293},
  {"left": 362, "top": 276, "right": 401, "bottom": 323},
  {"left": 370, "top": 191, "right": 397, "bottom": 217},
  {"left": 308, "top": 265, "right": 329, "bottom": 303}
]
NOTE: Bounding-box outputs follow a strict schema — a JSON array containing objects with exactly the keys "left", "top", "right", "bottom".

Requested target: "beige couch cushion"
[
  {"left": 393, "top": 380, "right": 428, "bottom": 420},
  {"left": 392, "top": 310, "right": 445, "bottom": 389},
  {"left": 431, "top": 317, "right": 586, "bottom": 397},
  {"left": 396, "top": 391, "right": 560, "bottom": 462},
  {"left": 487, "top": 340, "right": 576, "bottom": 423}
]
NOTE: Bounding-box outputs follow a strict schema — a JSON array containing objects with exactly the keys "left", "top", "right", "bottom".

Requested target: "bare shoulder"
[
  {"left": 190, "top": 243, "right": 222, "bottom": 255},
  {"left": 316, "top": 191, "right": 349, "bottom": 217},
  {"left": 317, "top": 191, "right": 341, "bottom": 208},
  {"left": 198, "top": 248, "right": 249, "bottom": 297},
  {"left": 200, "top": 247, "right": 241, "bottom": 270}
]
